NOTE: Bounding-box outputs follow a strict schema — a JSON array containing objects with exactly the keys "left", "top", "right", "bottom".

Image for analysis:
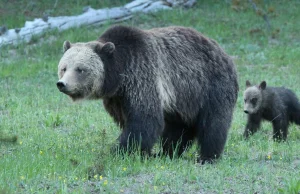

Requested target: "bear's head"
[
  {"left": 243, "top": 80, "right": 266, "bottom": 114},
  {"left": 57, "top": 40, "right": 115, "bottom": 101}
]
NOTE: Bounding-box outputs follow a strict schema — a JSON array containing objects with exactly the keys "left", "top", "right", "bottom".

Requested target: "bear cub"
[{"left": 243, "top": 80, "right": 300, "bottom": 140}]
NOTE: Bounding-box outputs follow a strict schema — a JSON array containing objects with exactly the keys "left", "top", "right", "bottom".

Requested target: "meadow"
[{"left": 0, "top": 0, "right": 299, "bottom": 193}]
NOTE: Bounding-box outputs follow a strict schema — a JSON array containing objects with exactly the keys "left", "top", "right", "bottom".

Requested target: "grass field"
[{"left": 1, "top": 0, "right": 300, "bottom": 193}]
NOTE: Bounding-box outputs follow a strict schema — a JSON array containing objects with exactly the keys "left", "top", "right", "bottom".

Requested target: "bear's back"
[
  {"left": 273, "top": 87, "right": 300, "bottom": 115},
  {"left": 99, "top": 25, "right": 148, "bottom": 49},
  {"left": 99, "top": 25, "right": 238, "bottom": 120}
]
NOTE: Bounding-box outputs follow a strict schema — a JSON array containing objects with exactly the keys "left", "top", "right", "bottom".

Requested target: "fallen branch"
[
  {"left": 248, "top": 0, "right": 271, "bottom": 31},
  {"left": 0, "top": 134, "right": 18, "bottom": 143},
  {"left": 0, "top": 0, "right": 196, "bottom": 47}
]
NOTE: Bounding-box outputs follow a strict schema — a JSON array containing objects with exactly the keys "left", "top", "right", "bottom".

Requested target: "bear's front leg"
[
  {"left": 244, "top": 114, "right": 262, "bottom": 139},
  {"left": 117, "top": 95, "right": 164, "bottom": 155}
]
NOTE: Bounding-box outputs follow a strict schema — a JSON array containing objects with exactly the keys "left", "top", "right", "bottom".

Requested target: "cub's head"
[
  {"left": 57, "top": 40, "right": 115, "bottom": 101},
  {"left": 243, "top": 80, "right": 266, "bottom": 114}
]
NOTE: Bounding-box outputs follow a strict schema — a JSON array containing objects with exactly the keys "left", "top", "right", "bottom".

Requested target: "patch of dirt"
[{"left": 119, "top": 173, "right": 155, "bottom": 194}]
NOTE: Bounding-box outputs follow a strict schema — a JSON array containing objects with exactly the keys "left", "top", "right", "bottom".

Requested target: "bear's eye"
[
  {"left": 244, "top": 99, "right": 246, "bottom": 103},
  {"left": 76, "top": 68, "right": 84, "bottom": 74},
  {"left": 251, "top": 98, "right": 257, "bottom": 105},
  {"left": 62, "top": 67, "right": 66, "bottom": 72}
]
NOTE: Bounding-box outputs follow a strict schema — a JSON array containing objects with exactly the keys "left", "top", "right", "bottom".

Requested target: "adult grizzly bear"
[{"left": 57, "top": 25, "right": 238, "bottom": 163}]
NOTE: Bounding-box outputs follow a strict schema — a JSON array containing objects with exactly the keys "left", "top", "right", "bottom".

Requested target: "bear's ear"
[
  {"left": 259, "top": 81, "right": 266, "bottom": 90},
  {"left": 63, "top": 41, "right": 71, "bottom": 52},
  {"left": 102, "top": 42, "right": 115, "bottom": 55},
  {"left": 94, "top": 43, "right": 101, "bottom": 54},
  {"left": 246, "top": 80, "right": 251, "bottom": 88}
]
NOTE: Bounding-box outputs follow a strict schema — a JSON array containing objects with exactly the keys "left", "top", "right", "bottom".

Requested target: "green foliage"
[
  {"left": 0, "top": 0, "right": 300, "bottom": 193},
  {"left": 44, "top": 113, "right": 63, "bottom": 128},
  {"left": 278, "top": 179, "right": 300, "bottom": 194}
]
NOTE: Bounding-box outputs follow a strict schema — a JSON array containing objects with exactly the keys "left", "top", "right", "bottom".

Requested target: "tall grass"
[{"left": 0, "top": 0, "right": 299, "bottom": 193}]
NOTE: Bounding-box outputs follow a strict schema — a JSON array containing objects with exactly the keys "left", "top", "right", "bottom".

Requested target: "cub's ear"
[
  {"left": 246, "top": 80, "right": 251, "bottom": 88},
  {"left": 63, "top": 41, "right": 71, "bottom": 52},
  {"left": 102, "top": 42, "right": 115, "bottom": 55},
  {"left": 259, "top": 81, "right": 267, "bottom": 90}
]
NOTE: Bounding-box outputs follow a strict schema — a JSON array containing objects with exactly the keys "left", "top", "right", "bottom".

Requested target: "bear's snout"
[{"left": 57, "top": 81, "right": 67, "bottom": 91}]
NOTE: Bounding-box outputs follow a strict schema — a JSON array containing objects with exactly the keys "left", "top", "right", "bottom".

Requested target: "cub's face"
[
  {"left": 57, "top": 41, "right": 114, "bottom": 101},
  {"left": 243, "top": 81, "right": 266, "bottom": 114}
]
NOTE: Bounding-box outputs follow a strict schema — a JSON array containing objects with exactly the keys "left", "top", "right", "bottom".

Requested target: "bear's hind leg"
[
  {"left": 161, "top": 121, "right": 195, "bottom": 158},
  {"left": 272, "top": 116, "right": 289, "bottom": 141},
  {"left": 197, "top": 112, "right": 230, "bottom": 164}
]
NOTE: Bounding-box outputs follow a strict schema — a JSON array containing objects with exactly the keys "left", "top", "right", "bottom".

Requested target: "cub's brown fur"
[{"left": 243, "top": 80, "right": 300, "bottom": 140}]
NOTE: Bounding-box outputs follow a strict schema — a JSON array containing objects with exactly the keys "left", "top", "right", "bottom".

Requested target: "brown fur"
[
  {"left": 243, "top": 80, "right": 300, "bottom": 140},
  {"left": 57, "top": 25, "right": 239, "bottom": 163}
]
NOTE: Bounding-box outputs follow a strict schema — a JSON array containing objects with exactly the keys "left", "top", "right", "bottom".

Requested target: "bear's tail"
[
  {"left": 286, "top": 89, "right": 300, "bottom": 126},
  {"left": 290, "top": 101, "right": 300, "bottom": 126},
  {"left": 291, "top": 111, "right": 300, "bottom": 125}
]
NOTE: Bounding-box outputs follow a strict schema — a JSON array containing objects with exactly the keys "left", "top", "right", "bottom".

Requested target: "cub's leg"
[{"left": 244, "top": 114, "right": 262, "bottom": 139}]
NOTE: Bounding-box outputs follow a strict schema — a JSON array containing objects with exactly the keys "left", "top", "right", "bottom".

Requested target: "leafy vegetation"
[{"left": 0, "top": 0, "right": 299, "bottom": 193}]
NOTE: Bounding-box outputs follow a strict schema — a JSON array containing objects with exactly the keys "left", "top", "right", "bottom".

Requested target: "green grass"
[{"left": 1, "top": 0, "right": 300, "bottom": 193}]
